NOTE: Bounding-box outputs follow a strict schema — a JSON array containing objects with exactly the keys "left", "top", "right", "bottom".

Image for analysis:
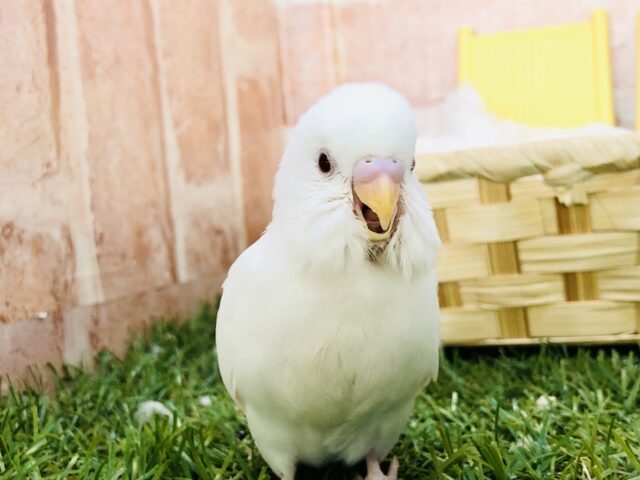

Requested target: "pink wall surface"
[
  {"left": 0, "top": 0, "right": 284, "bottom": 390},
  {"left": 2, "top": 0, "right": 639, "bottom": 388},
  {"left": 278, "top": 0, "right": 640, "bottom": 129}
]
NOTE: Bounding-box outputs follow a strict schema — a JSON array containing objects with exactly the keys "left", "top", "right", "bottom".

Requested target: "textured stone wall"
[
  {"left": 0, "top": 0, "right": 284, "bottom": 390},
  {"left": 278, "top": 0, "right": 640, "bottom": 129}
]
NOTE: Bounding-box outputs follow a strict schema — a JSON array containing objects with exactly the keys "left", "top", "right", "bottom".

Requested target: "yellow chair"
[{"left": 458, "top": 11, "right": 614, "bottom": 127}]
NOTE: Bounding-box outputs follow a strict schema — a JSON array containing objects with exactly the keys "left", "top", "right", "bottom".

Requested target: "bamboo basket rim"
[{"left": 415, "top": 133, "right": 640, "bottom": 187}]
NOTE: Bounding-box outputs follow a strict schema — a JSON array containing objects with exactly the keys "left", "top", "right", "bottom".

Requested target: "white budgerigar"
[{"left": 216, "top": 83, "right": 441, "bottom": 480}]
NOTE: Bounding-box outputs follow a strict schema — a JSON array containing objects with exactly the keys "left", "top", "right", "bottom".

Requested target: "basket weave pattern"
[{"left": 417, "top": 135, "right": 640, "bottom": 345}]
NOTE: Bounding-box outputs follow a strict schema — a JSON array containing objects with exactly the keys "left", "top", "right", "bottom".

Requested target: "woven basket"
[{"left": 416, "top": 134, "right": 640, "bottom": 345}]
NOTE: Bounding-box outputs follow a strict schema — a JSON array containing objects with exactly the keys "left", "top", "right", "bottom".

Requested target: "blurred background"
[{"left": 1, "top": 0, "right": 639, "bottom": 387}]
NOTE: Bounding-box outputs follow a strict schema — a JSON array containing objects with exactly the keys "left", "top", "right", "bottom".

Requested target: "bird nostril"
[{"left": 353, "top": 157, "right": 405, "bottom": 184}]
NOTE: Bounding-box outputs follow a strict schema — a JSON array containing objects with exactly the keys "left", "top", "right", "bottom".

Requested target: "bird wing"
[{"left": 215, "top": 240, "right": 264, "bottom": 409}]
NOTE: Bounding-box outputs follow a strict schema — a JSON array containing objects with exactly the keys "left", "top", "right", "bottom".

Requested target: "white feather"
[
  {"left": 134, "top": 401, "right": 173, "bottom": 425},
  {"left": 415, "top": 86, "right": 627, "bottom": 154},
  {"left": 216, "top": 83, "right": 441, "bottom": 479}
]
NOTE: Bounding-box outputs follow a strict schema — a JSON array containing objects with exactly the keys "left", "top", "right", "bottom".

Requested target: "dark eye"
[
  {"left": 317, "top": 152, "right": 332, "bottom": 174},
  {"left": 411, "top": 157, "right": 416, "bottom": 171}
]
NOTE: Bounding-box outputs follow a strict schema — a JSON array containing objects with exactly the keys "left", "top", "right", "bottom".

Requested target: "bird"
[{"left": 216, "top": 83, "right": 442, "bottom": 480}]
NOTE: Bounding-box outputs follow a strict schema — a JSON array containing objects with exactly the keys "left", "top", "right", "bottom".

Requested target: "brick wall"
[{"left": 0, "top": 0, "right": 284, "bottom": 390}]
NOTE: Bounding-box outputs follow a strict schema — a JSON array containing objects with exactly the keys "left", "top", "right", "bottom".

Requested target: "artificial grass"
[{"left": 1, "top": 303, "right": 640, "bottom": 479}]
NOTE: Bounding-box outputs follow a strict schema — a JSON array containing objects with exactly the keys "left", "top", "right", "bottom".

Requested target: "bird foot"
[{"left": 356, "top": 456, "right": 399, "bottom": 480}]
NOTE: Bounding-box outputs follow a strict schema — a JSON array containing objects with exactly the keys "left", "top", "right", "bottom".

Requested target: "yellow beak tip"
[{"left": 354, "top": 175, "right": 401, "bottom": 238}]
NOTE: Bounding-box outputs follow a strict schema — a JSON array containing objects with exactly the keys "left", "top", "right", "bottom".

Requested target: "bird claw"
[{"left": 357, "top": 456, "right": 399, "bottom": 480}]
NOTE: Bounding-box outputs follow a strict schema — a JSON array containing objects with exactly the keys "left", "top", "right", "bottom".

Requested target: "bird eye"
[
  {"left": 317, "top": 152, "right": 332, "bottom": 174},
  {"left": 411, "top": 157, "right": 416, "bottom": 171}
]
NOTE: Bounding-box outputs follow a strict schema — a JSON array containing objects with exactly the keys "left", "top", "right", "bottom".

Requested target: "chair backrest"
[{"left": 458, "top": 11, "right": 614, "bottom": 127}]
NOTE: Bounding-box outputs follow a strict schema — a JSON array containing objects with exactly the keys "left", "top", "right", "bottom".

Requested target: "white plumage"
[{"left": 216, "top": 83, "right": 441, "bottom": 479}]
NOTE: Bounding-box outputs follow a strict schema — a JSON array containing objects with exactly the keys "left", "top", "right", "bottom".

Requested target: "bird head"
[{"left": 270, "top": 83, "right": 441, "bottom": 277}]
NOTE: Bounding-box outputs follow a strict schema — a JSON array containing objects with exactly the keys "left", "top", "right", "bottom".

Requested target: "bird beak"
[{"left": 352, "top": 157, "right": 403, "bottom": 241}]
